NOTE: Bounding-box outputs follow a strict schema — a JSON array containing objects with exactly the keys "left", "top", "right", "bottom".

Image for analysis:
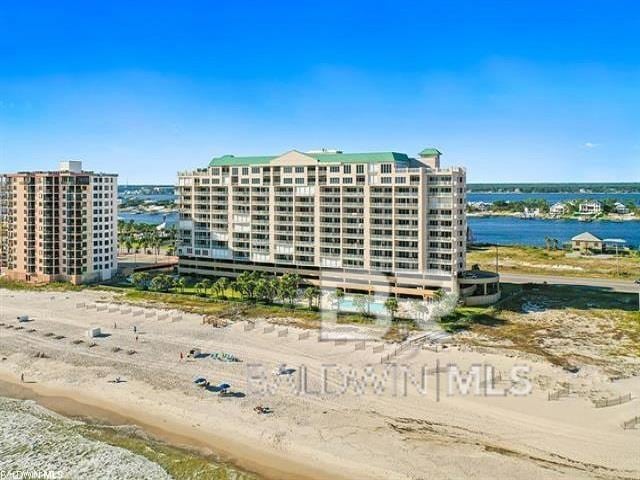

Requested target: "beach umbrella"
[
  {"left": 193, "top": 376, "right": 207, "bottom": 384},
  {"left": 217, "top": 383, "right": 231, "bottom": 390}
]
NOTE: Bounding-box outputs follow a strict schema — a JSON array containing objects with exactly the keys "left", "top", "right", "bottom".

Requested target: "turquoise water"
[{"left": 341, "top": 297, "right": 386, "bottom": 314}]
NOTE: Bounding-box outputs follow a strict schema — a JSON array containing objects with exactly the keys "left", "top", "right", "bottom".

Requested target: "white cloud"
[{"left": 583, "top": 142, "right": 600, "bottom": 149}]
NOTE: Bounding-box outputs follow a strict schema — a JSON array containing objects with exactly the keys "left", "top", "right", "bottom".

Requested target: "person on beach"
[
  {"left": 20, "top": 373, "right": 24, "bottom": 382},
  {"left": 180, "top": 352, "right": 183, "bottom": 360},
  {"left": 133, "top": 325, "right": 137, "bottom": 333},
  {"left": 114, "top": 321, "right": 117, "bottom": 329},
  {"left": 135, "top": 335, "right": 138, "bottom": 342}
]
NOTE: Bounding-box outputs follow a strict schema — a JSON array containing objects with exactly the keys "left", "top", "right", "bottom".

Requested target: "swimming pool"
[{"left": 339, "top": 297, "right": 386, "bottom": 315}]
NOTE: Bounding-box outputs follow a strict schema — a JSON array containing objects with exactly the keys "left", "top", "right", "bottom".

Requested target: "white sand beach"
[{"left": 0, "top": 289, "right": 638, "bottom": 479}]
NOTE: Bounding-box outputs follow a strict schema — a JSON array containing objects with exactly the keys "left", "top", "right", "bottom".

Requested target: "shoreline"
[
  {"left": 0, "top": 372, "right": 345, "bottom": 480},
  {"left": 467, "top": 212, "right": 639, "bottom": 221},
  {"left": 2, "top": 289, "right": 638, "bottom": 480}
]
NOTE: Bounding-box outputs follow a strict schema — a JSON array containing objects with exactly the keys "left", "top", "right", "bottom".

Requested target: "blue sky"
[{"left": 1, "top": 1, "right": 638, "bottom": 184}]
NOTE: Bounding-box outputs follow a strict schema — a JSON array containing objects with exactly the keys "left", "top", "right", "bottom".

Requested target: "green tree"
[
  {"left": 201, "top": 278, "right": 212, "bottom": 295},
  {"left": 214, "top": 277, "right": 230, "bottom": 299},
  {"left": 130, "top": 272, "right": 150, "bottom": 290},
  {"left": 149, "top": 274, "right": 174, "bottom": 292},
  {"left": 384, "top": 297, "right": 399, "bottom": 321},
  {"left": 334, "top": 288, "right": 345, "bottom": 312},
  {"left": 176, "top": 276, "right": 186, "bottom": 293},
  {"left": 353, "top": 293, "right": 372, "bottom": 316},
  {"left": 278, "top": 273, "right": 300, "bottom": 308},
  {"left": 433, "top": 289, "right": 445, "bottom": 301},
  {"left": 303, "top": 286, "right": 321, "bottom": 310}
]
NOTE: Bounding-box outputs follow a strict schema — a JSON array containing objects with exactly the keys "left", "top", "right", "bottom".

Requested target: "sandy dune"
[{"left": 0, "top": 289, "right": 638, "bottom": 479}]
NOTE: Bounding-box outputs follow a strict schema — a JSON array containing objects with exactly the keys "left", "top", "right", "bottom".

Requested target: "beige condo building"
[
  {"left": 2, "top": 161, "right": 118, "bottom": 284},
  {"left": 177, "top": 148, "right": 473, "bottom": 298}
]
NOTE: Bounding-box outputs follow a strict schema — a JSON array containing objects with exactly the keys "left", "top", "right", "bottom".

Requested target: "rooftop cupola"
[{"left": 418, "top": 148, "right": 441, "bottom": 169}]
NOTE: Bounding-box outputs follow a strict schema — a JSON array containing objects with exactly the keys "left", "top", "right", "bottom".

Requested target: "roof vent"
[{"left": 306, "top": 148, "right": 343, "bottom": 154}]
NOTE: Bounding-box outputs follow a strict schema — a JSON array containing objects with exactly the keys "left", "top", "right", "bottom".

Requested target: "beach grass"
[
  {"left": 467, "top": 245, "right": 640, "bottom": 279},
  {"left": 462, "top": 283, "right": 640, "bottom": 370},
  {"left": 0, "top": 277, "right": 85, "bottom": 292},
  {"left": 80, "top": 425, "right": 256, "bottom": 480}
]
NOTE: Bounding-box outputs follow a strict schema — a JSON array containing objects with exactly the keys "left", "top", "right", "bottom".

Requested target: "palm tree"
[
  {"left": 433, "top": 289, "right": 445, "bottom": 301},
  {"left": 384, "top": 297, "right": 399, "bottom": 321},
  {"left": 124, "top": 238, "right": 133, "bottom": 254},
  {"left": 214, "top": 277, "right": 230, "bottom": 299},
  {"left": 177, "top": 277, "right": 186, "bottom": 293},
  {"left": 303, "top": 286, "right": 321, "bottom": 310},
  {"left": 201, "top": 278, "right": 212, "bottom": 295},
  {"left": 229, "top": 281, "right": 239, "bottom": 299},
  {"left": 335, "top": 288, "right": 345, "bottom": 312}
]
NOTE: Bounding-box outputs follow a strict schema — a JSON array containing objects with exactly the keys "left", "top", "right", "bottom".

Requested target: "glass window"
[
  {"left": 343, "top": 165, "right": 351, "bottom": 174},
  {"left": 329, "top": 166, "right": 340, "bottom": 173},
  {"left": 242, "top": 167, "right": 249, "bottom": 175},
  {"left": 356, "top": 165, "right": 364, "bottom": 174},
  {"left": 381, "top": 164, "right": 392, "bottom": 173},
  {"left": 295, "top": 166, "right": 304, "bottom": 173},
  {"left": 283, "top": 167, "right": 292, "bottom": 173}
]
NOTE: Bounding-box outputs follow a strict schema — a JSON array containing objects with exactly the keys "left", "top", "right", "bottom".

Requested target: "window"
[
  {"left": 295, "top": 166, "right": 304, "bottom": 173},
  {"left": 295, "top": 177, "right": 304, "bottom": 184},
  {"left": 343, "top": 165, "right": 351, "bottom": 174},
  {"left": 330, "top": 177, "right": 340, "bottom": 184},
  {"left": 381, "top": 164, "right": 392, "bottom": 173},
  {"left": 284, "top": 178, "right": 293, "bottom": 184},
  {"left": 396, "top": 177, "right": 406, "bottom": 184},
  {"left": 329, "top": 166, "right": 340, "bottom": 173},
  {"left": 232, "top": 168, "right": 238, "bottom": 175},
  {"left": 251, "top": 167, "right": 260, "bottom": 174},
  {"left": 381, "top": 177, "right": 392, "bottom": 184},
  {"left": 356, "top": 165, "right": 364, "bottom": 174},
  {"left": 283, "top": 167, "right": 292, "bottom": 173},
  {"left": 242, "top": 167, "right": 249, "bottom": 175}
]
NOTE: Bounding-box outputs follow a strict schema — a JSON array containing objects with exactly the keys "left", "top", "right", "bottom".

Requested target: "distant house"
[
  {"left": 614, "top": 202, "right": 629, "bottom": 214},
  {"left": 571, "top": 232, "right": 603, "bottom": 252},
  {"left": 579, "top": 200, "right": 602, "bottom": 215},
  {"left": 468, "top": 201, "right": 492, "bottom": 212},
  {"left": 549, "top": 202, "right": 567, "bottom": 215}
]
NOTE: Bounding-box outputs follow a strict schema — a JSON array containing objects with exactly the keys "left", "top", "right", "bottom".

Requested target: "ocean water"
[
  {"left": 0, "top": 396, "right": 171, "bottom": 480},
  {"left": 467, "top": 192, "right": 640, "bottom": 204},
  {"left": 468, "top": 217, "right": 640, "bottom": 248},
  {"left": 0, "top": 395, "right": 257, "bottom": 480}
]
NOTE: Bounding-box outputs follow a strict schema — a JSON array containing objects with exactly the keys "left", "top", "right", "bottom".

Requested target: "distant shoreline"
[{"left": 467, "top": 212, "right": 640, "bottom": 221}]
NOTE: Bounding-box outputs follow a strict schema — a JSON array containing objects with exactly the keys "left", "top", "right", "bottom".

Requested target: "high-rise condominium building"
[
  {"left": 177, "top": 148, "right": 468, "bottom": 298},
  {"left": 3, "top": 161, "right": 118, "bottom": 284},
  {"left": 0, "top": 174, "right": 9, "bottom": 269}
]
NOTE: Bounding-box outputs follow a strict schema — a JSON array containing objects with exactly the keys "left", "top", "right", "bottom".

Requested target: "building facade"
[
  {"left": 177, "top": 148, "right": 467, "bottom": 298},
  {"left": 0, "top": 174, "right": 9, "bottom": 269},
  {"left": 3, "top": 161, "right": 118, "bottom": 284}
]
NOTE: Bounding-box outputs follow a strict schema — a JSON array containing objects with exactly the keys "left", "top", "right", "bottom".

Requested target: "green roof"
[
  {"left": 208, "top": 151, "right": 411, "bottom": 167},
  {"left": 419, "top": 148, "right": 441, "bottom": 156}
]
